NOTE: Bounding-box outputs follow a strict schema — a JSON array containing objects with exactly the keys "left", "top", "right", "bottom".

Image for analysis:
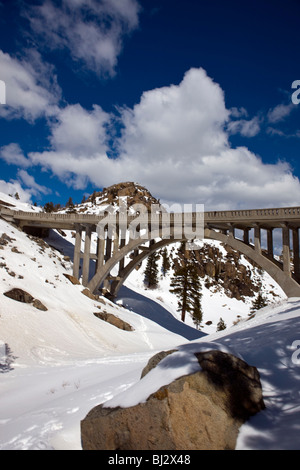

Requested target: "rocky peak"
[{"left": 86, "top": 182, "right": 161, "bottom": 212}]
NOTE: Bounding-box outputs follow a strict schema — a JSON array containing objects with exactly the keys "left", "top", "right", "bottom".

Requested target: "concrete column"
[
  {"left": 267, "top": 228, "right": 274, "bottom": 258},
  {"left": 254, "top": 225, "right": 261, "bottom": 254},
  {"left": 293, "top": 228, "right": 300, "bottom": 280},
  {"left": 282, "top": 225, "right": 291, "bottom": 276},
  {"left": 113, "top": 226, "right": 120, "bottom": 254},
  {"left": 105, "top": 235, "right": 112, "bottom": 261},
  {"left": 95, "top": 237, "right": 105, "bottom": 274},
  {"left": 118, "top": 229, "right": 126, "bottom": 274},
  {"left": 228, "top": 224, "right": 234, "bottom": 238},
  {"left": 73, "top": 225, "right": 82, "bottom": 280},
  {"left": 243, "top": 228, "right": 250, "bottom": 245},
  {"left": 82, "top": 225, "right": 92, "bottom": 286}
]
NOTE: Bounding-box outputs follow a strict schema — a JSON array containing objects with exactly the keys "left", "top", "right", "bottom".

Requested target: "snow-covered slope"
[{"left": 1, "top": 191, "right": 300, "bottom": 450}]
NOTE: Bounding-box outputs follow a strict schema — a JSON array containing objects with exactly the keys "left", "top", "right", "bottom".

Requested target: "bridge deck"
[{"left": 1, "top": 206, "right": 300, "bottom": 231}]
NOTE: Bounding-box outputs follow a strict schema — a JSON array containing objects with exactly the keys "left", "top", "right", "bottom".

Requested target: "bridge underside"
[{"left": 74, "top": 223, "right": 300, "bottom": 300}]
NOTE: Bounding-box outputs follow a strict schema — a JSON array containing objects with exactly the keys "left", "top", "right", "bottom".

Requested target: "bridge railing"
[{"left": 1, "top": 206, "right": 300, "bottom": 223}]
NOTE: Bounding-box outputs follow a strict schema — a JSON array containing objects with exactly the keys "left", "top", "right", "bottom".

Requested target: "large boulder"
[{"left": 81, "top": 349, "right": 265, "bottom": 450}]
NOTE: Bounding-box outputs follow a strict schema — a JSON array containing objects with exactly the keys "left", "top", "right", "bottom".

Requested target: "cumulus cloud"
[
  {"left": 0, "top": 49, "right": 60, "bottom": 121},
  {"left": 25, "top": 0, "right": 140, "bottom": 77},
  {"left": 26, "top": 67, "right": 300, "bottom": 210}
]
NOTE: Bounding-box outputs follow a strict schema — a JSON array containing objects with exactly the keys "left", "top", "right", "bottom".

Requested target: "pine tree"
[
  {"left": 217, "top": 317, "right": 226, "bottom": 331},
  {"left": 250, "top": 293, "right": 268, "bottom": 315},
  {"left": 66, "top": 197, "right": 74, "bottom": 208},
  {"left": 161, "top": 248, "right": 171, "bottom": 276},
  {"left": 44, "top": 201, "right": 55, "bottom": 213},
  {"left": 144, "top": 252, "right": 160, "bottom": 289},
  {"left": 191, "top": 292, "right": 203, "bottom": 329},
  {"left": 170, "top": 263, "right": 202, "bottom": 323}
]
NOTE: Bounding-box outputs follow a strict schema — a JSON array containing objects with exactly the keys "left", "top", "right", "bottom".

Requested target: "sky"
[{"left": 0, "top": 0, "right": 300, "bottom": 211}]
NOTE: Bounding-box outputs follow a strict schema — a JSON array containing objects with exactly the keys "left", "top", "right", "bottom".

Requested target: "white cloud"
[
  {"left": 227, "top": 116, "right": 261, "bottom": 137},
  {"left": 0, "top": 179, "right": 33, "bottom": 203},
  {"left": 0, "top": 143, "right": 31, "bottom": 168},
  {"left": 25, "top": 0, "right": 140, "bottom": 77},
  {"left": 0, "top": 49, "right": 60, "bottom": 121},
  {"left": 27, "top": 67, "right": 300, "bottom": 210},
  {"left": 267, "top": 103, "right": 294, "bottom": 123},
  {"left": 230, "top": 107, "right": 248, "bottom": 118},
  {"left": 17, "top": 169, "right": 51, "bottom": 197},
  {"left": 29, "top": 103, "right": 111, "bottom": 189}
]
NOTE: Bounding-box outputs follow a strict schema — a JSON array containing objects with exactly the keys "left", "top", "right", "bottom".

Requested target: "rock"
[
  {"left": 3, "top": 288, "right": 47, "bottom": 311},
  {"left": 0, "top": 233, "right": 13, "bottom": 246},
  {"left": 81, "top": 350, "right": 265, "bottom": 450},
  {"left": 140, "top": 349, "right": 178, "bottom": 378},
  {"left": 4, "top": 288, "right": 34, "bottom": 304},
  {"left": 81, "top": 288, "right": 99, "bottom": 301},
  {"left": 63, "top": 273, "right": 80, "bottom": 285},
  {"left": 93, "top": 311, "right": 133, "bottom": 331},
  {"left": 194, "top": 350, "right": 265, "bottom": 420},
  {"left": 32, "top": 299, "right": 48, "bottom": 311}
]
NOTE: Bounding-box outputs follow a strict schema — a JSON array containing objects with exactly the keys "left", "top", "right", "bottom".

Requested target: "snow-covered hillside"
[{"left": 1, "top": 191, "right": 300, "bottom": 450}]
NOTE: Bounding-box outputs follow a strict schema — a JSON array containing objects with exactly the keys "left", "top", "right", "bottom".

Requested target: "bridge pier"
[
  {"left": 73, "top": 224, "right": 83, "bottom": 280},
  {"left": 293, "top": 228, "right": 300, "bottom": 281},
  {"left": 254, "top": 224, "right": 261, "bottom": 254},
  {"left": 282, "top": 224, "right": 291, "bottom": 276},
  {"left": 267, "top": 228, "right": 273, "bottom": 258},
  {"left": 82, "top": 225, "right": 92, "bottom": 286}
]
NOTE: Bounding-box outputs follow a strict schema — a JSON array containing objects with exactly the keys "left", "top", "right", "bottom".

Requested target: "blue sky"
[{"left": 0, "top": 0, "right": 300, "bottom": 210}]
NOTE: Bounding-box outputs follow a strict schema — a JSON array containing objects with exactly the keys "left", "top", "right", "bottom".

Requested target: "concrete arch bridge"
[{"left": 1, "top": 205, "right": 300, "bottom": 299}]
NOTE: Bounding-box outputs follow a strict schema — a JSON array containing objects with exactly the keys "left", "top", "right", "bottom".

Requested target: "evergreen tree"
[
  {"left": 144, "top": 252, "right": 160, "bottom": 289},
  {"left": 250, "top": 293, "right": 268, "bottom": 315},
  {"left": 191, "top": 292, "right": 203, "bottom": 329},
  {"left": 44, "top": 201, "right": 55, "bottom": 213},
  {"left": 66, "top": 196, "right": 74, "bottom": 208},
  {"left": 90, "top": 191, "right": 97, "bottom": 205},
  {"left": 161, "top": 248, "right": 171, "bottom": 276},
  {"left": 170, "top": 263, "right": 202, "bottom": 323},
  {"left": 217, "top": 317, "right": 226, "bottom": 331}
]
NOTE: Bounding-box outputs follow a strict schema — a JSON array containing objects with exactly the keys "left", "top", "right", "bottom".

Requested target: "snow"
[{"left": 1, "top": 192, "right": 300, "bottom": 450}]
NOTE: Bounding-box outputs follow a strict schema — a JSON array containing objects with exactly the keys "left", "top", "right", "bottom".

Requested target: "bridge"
[{"left": 1, "top": 205, "right": 300, "bottom": 299}]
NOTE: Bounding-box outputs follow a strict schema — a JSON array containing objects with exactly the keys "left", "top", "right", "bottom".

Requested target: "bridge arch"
[{"left": 87, "top": 228, "right": 300, "bottom": 299}]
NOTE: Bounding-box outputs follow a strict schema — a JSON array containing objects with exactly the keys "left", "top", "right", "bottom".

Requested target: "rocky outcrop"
[
  {"left": 87, "top": 182, "right": 161, "bottom": 211},
  {"left": 3, "top": 288, "right": 48, "bottom": 311},
  {"left": 80, "top": 350, "right": 265, "bottom": 450},
  {"left": 174, "top": 242, "right": 262, "bottom": 301}
]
